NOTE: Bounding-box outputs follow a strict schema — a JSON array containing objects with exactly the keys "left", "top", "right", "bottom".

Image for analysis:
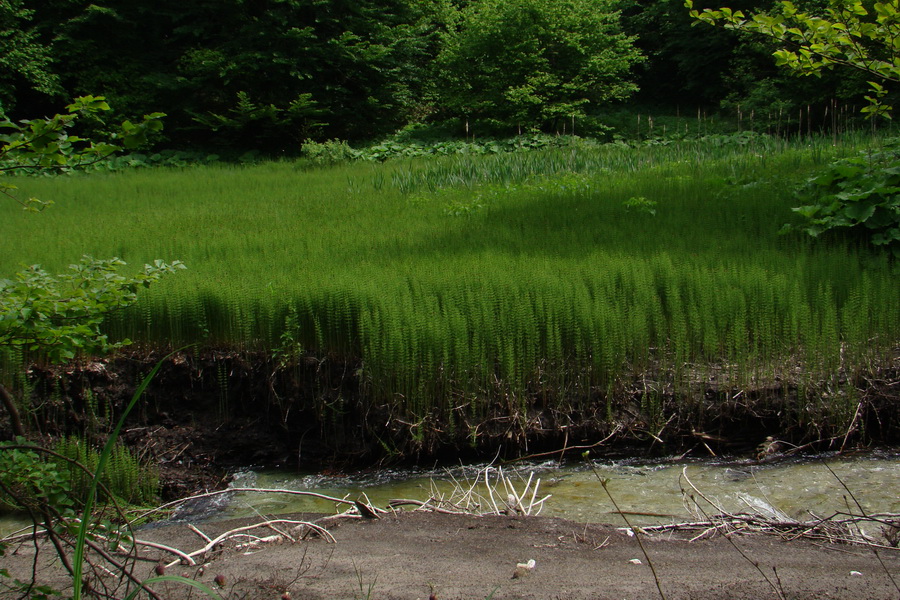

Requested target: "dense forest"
[{"left": 0, "top": 0, "right": 873, "bottom": 153}]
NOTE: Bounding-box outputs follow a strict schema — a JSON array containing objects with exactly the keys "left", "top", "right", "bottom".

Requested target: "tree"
[
  {"left": 686, "top": 0, "right": 900, "bottom": 119},
  {"left": 621, "top": 0, "right": 745, "bottom": 107},
  {"left": 618, "top": 0, "right": 863, "bottom": 128},
  {"left": 29, "top": 0, "right": 452, "bottom": 150},
  {"left": 435, "top": 0, "right": 644, "bottom": 132},
  {"left": 1, "top": 95, "right": 163, "bottom": 210},
  {"left": 0, "top": 0, "right": 62, "bottom": 113},
  {"left": 688, "top": 1, "right": 900, "bottom": 251}
]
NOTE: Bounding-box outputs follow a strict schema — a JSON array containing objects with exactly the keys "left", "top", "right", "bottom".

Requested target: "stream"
[
  {"left": 197, "top": 449, "right": 900, "bottom": 528},
  {"left": 2, "top": 450, "right": 898, "bottom": 537}
]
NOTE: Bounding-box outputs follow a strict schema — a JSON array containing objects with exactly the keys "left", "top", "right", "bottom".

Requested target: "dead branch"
[
  {"left": 162, "top": 518, "right": 335, "bottom": 569},
  {"left": 387, "top": 499, "right": 468, "bottom": 514}
]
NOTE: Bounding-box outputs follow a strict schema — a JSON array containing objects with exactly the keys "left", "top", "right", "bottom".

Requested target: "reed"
[{"left": 2, "top": 133, "right": 897, "bottom": 437}]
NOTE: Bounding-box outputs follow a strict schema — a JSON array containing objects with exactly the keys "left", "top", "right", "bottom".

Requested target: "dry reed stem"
[{"left": 619, "top": 467, "right": 900, "bottom": 553}]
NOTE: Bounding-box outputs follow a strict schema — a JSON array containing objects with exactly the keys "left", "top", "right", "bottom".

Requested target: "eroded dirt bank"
[{"left": 7, "top": 348, "right": 900, "bottom": 499}]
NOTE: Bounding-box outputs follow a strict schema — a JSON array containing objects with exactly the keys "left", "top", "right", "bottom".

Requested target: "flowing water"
[
  {"left": 202, "top": 450, "right": 900, "bottom": 529},
  {"left": 3, "top": 451, "right": 898, "bottom": 537}
]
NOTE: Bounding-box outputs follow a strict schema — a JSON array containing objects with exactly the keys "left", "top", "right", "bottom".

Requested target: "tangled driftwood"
[{"left": 600, "top": 466, "right": 900, "bottom": 553}]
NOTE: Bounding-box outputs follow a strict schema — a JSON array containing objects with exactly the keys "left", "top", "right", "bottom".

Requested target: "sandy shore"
[{"left": 4, "top": 510, "right": 899, "bottom": 599}]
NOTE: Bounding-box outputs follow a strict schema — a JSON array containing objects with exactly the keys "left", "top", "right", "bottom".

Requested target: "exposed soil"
[
  {"left": 4, "top": 511, "right": 900, "bottom": 599},
  {"left": 7, "top": 348, "right": 899, "bottom": 503}
]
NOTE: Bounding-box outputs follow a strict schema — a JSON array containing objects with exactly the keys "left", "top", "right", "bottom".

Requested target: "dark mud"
[{"left": 5, "top": 348, "right": 900, "bottom": 500}]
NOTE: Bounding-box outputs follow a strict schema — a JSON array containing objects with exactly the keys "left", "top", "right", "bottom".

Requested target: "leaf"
[
  {"left": 842, "top": 201, "right": 877, "bottom": 222},
  {"left": 792, "top": 205, "right": 821, "bottom": 218}
]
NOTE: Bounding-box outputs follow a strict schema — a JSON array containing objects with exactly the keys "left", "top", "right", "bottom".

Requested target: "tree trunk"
[{"left": 0, "top": 382, "right": 25, "bottom": 437}]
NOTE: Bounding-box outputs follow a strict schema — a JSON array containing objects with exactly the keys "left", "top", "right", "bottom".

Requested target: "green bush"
[
  {"left": 0, "top": 437, "right": 158, "bottom": 512},
  {"left": 0, "top": 443, "right": 76, "bottom": 515},
  {"left": 300, "top": 138, "right": 360, "bottom": 164},
  {"left": 788, "top": 139, "right": 900, "bottom": 255}
]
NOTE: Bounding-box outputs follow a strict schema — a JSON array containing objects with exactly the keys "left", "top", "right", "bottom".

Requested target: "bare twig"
[
  {"left": 680, "top": 467, "right": 787, "bottom": 600},
  {"left": 506, "top": 425, "right": 622, "bottom": 463},
  {"left": 592, "top": 472, "right": 667, "bottom": 600},
  {"left": 163, "top": 519, "right": 335, "bottom": 569},
  {"left": 822, "top": 461, "right": 900, "bottom": 596}
]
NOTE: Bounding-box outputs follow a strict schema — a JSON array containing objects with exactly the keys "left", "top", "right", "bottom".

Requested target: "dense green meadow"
[{"left": 4, "top": 134, "right": 899, "bottom": 450}]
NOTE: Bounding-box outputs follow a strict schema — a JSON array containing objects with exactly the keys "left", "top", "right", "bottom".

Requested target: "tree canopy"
[
  {"left": 434, "top": 0, "right": 643, "bottom": 131},
  {"left": 0, "top": 0, "right": 876, "bottom": 150},
  {"left": 687, "top": 0, "right": 900, "bottom": 119}
]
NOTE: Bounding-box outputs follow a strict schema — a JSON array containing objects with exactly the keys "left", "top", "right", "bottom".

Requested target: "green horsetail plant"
[
  {"left": 53, "top": 436, "right": 158, "bottom": 506},
  {"left": 2, "top": 133, "right": 899, "bottom": 448}
]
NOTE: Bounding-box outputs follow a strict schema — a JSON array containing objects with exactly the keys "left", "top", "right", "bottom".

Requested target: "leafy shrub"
[
  {"left": 300, "top": 138, "right": 360, "bottom": 164},
  {"left": 314, "top": 133, "right": 602, "bottom": 164},
  {"left": 0, "top": 442, "right": 76, "bottom": 515},
  {"left": 0, "top": 437, "right": 159, "bottom": 512},
  {"left": 97, "top": 150, "right": 221, "bottom": 170},
  {"left": 787, "top": 140, "right": 900, "bottom": 255}
]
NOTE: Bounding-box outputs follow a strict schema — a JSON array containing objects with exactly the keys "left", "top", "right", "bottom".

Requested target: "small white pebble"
[
  {"left": 629, "top": 559, "right": 643, "bottom": 565},
  {"left": 850, "top": 571, "right": 863, "bottom": 576}
]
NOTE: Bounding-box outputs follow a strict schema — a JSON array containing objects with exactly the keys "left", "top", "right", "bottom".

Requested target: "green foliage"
[
  {"left": 0, "top": 95, "right": 165, "bottom": 210},
  {"left": 194, "top": 91, "right": 327, "bottom": 151},
  {"left": 301, "top": 138, "right": 361, "bottom": 165},
  {"left": 0, "top": 98, "right": 191, "bottom": 600},
  {"left": 0, "top": 95, "right": 183, "bottom": 446},
  {"left": 36, "top": 0, "right": 449, "bottom": 148},
  {"left": 0, "top": 443, "right": 82, "bottom": 598},
  {"left": 53, "top": 436, "right": 159, "bottom": 506},
  {"left": 96, "top": 149, "right": 222, "bottom": 170},
  {"left": 388, "top": 131, "right": 783, "bottom": 194},
  {"left": 624, "top": 196, "right": 658, "bottom": 216},
  {"left": 620, "top": 0, "right": 741, "bottom": 107},
  {"left": 0, "top": 435, "right": 158, "bottom": 512},
  {"left": 0, "top": 355, "right": 216, "bottom": 600},
  {"left": 617, "top": 0, "right": 862, "bottom": 124},
  {"left": 0, "top": 440, "right": 77, "bottom": 516},
  {"left": 302, "top": 133, "right": 605, "bottom": 166},
  {"left": 0, "top": 256, "right": 185, "bottom": 363},
  {"left": 0, "top": 0, "right": 62, "bottom": 112},
  {"left": 786, "top": 139, "right": 900, "bottom": 253},
  {"left": 435, "top": 0, "right": 643, "bottom": 130},
  {"left": 687, "top": 0, "right": 900, "bottom": 119}
]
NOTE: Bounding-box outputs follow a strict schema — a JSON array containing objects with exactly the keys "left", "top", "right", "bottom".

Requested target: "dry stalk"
[
  {"left": 162, "top": 519, "right": 335, "bottom": 569},
  {"left": 384, "top": 465, "right": 550, "bottom": 517},
  {"left": 822, "top": 461, "right": 900, "bottom": 596},
  {"left": 621, "top": 466, "right": 900, "bottom": 553},
  {"left": 584, "top": 457, "right": 667, "bottom": 600}
]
